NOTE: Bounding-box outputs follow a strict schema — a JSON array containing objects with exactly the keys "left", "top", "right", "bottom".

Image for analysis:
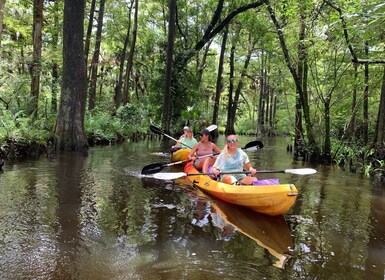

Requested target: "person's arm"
[
  {"left": 243, "top": 162, "right": 256, "bottom": 175},
  {"left": 212, "top": 154, "right": 224, "bottom": 176},
  {"left": 242, "top": 151, "right": 256, "bottom": 175},
  {"left": 175, "top": 135, "right": 186, "bottom": 147},
  {"left": 212, "top": 143, "right": 221, "bottom": 154},
  {"left": 188, "top": 143, "right": 199, "bottom": 160}
]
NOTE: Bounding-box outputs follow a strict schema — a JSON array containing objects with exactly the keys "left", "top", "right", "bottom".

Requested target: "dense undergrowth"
[{"left": 0, "top": 104, "right": 152, "bottom": 160}]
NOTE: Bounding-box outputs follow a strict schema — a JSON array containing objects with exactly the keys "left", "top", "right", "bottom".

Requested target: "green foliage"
[
  {"left": 0, "top": 106, "right": 53, "bottom": 143},
  {"left": 16, "top": 117, "right": 54, "bottom": 143},
  {"left": 84, "top": 103, "right": 153, "bottom": 142},
  {"left": 331, "top": 140, "right": 359, "bottom": 166},
  {"left": 85, "top": 110, "right": 124, "bottom": 142},
  {"left": 115, "top": 103, "right": 152, "bottom": 134}
]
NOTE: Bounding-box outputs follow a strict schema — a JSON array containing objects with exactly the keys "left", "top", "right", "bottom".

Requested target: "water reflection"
[
  {"left": 365, "top": 181, "right": 385, "bottom": 279},
  {"left": 1, "top": 138, "right": 385, "bottom": 279},
  {"left": 190, "top": 189, "right": 293, "bottom": 268},
  {"left": 52, "top": 153, "right": 86, "bottom": 279}
]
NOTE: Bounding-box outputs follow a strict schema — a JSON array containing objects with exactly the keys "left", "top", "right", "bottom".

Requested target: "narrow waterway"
[{"left": 0, "top": 136, "right": 384, "bottom": 279}]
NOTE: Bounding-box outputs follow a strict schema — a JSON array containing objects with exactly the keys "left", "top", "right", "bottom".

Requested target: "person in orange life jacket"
[
  {"left": 212, "top": 134, "right": 257, "bottom": 185},
  {"left": 188, "top": 129, "right": 221, "bottom": 173}
]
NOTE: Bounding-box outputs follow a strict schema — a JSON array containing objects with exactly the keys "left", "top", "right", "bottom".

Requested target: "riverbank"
[{"left": 0, "top": 133, "right": 159, "bottom": 162}]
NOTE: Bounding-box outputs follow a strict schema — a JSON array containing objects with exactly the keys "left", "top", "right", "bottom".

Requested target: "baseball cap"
[{"left": 199, "top": 128, "right": 210, "bottom": 135}]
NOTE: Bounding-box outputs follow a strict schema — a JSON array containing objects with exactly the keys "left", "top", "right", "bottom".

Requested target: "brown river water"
[{"left": 0, "top": 136, "right": 384, "bottom": 279}]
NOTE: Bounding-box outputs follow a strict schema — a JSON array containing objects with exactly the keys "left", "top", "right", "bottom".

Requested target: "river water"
[{"left": 0, "top": 136, "right": 384, "bottom": 279}]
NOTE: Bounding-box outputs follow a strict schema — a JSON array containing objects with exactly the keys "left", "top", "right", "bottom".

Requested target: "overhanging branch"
[{"left": 324, "top": 0, "right": 385, "bottom": 64}]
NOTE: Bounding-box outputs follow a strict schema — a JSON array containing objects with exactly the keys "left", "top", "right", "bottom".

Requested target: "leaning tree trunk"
[
  {"left": 30, "top": 0, "right": 43, "bottom": 117},
  {"left": 55, "top": 0, "right": 88, "bottom": 152}
]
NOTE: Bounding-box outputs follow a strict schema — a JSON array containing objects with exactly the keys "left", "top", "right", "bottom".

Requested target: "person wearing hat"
[
  {"left": 174, "top": 126, "right": 197, "bottom": 149},
  {"left": 188, "top": 128, "right": 221, "bottom": 173}
]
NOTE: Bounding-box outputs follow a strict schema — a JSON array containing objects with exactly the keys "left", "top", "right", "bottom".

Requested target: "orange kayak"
[{"left": 184, "top": 162, "right": 298, "bottom": 216}]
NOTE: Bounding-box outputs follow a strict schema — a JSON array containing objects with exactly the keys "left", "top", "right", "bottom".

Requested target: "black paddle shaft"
[{"left": 150, "top": 124, "right": 191, "bottom": 148}]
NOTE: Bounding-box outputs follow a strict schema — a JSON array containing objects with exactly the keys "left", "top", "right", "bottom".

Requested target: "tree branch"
[
  {"left": 324, "top": 0, "right": 385, "bottom": 64},
  {"left": 180, "top": 0, "right": 267, "bottom": 66}
]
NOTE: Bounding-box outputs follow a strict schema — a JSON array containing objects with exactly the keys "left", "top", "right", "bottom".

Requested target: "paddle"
[
  {"left": 150, "top": 124, "right": 218, "bottom": 149},
  {"left": 141, "top": 140, "right": 264, "bottom": 175},
  {"left": 153, "top": 168, "right": 317, "bottom": 180}
]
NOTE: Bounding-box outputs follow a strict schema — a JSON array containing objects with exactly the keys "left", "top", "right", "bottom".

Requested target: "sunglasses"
[{"left": 227, "top": 139, "right": 238, "bottom": 143}]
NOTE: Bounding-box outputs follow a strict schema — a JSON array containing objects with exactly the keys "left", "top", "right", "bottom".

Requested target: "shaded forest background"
[{"left": 0, "top": 0, "right": 385, "bottom": 176}]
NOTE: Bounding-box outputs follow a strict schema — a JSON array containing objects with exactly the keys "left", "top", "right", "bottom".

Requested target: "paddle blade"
[
  {"left": 244, "top": 140, "right": 264, "bottom": 151},
  {"left": 206, "top": 124, "right": 218, "bottom": 132},
  {"left": 150, "top": 124, "right": 163, "bottom": 135},
  {"left": 153, "top": 172, "right": 187, "bottom": 180},
  {"left": 141, "top": 163, "right": 165, "bottom": 174},
  {"left": 285, "top": 168, "right": 317, "bottom": 175}
]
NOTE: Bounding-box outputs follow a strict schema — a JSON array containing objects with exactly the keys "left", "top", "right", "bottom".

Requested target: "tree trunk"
[
  {"left": 268, "top": 89, "right": 274, "bottom": 136},
  {"left": 115, "top": 0, "right": 134, "bottom": 109},
  {"left": 212, "top": 26, "right": 228, "bottom": 136},
  {"left": 363, "top": 42, "right": 369, "bottom": 144},
  {"left": 226, "top": 43, "right": 235, "bottom": 135},
  {"left": 294, "top": 11, "right": 306, "bottom": 156},
  {"left": 161, "top": 0, "right": 176, "bottom": 133},
  {"left": 267, "top": 3, "right": 317, "bottom": 154},
  {"left": 88, "top": 0, "right": 106, "bottom": 111},
  {"left": 300, "top": 16, "right": 311, "bottom": 146},
  {"left": 84, "top": 0, "right": 96, "bottom": 66},
  {"left": 324, "top": 99, "right": 331, "bottom": 162},
  {"left": 350, "top": 63, "right": 358, "bottom": 139},
  {"left": 0, "top": 0, "right": 5, "bottom": 46},
  {"left": 30, "top": 0, "right": 44, "bottom": 117},
  {"left": 265, "top": 81, "right": 270, "bottom": 129},
  {"left": 50, "top": 0, "right": 60, "bottom": 114},
  {"left": 197, "top": 40, "right": 212, "bottom": 83},
  {"left": 51, "top": 63, "right": 59, "bottom": 113},
  {"left": 55, "top": 0, "right": 88, "bottom": 152},
  {"left": 227, "top": 37, "right": 254, "bottom": 134},
  {"left": 257, "top": 51, "right": 266, "bottom": 136},
  {"left": 272, "top": 95, "right": 277, "bottom": 135},
  {"left": 374, "top": 66, "right": 385, "bottom": 144},
  {"left": 123, "top": 0, "right": 139, "bottom": 105}
]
